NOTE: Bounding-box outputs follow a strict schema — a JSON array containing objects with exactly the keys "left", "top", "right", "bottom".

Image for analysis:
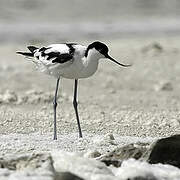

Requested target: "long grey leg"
[
  {"left": 53, "top": 78, "right": 60, "bottom": 140},
  {"left": 73, "top": 79, "right": 83, "bottom": 138}
]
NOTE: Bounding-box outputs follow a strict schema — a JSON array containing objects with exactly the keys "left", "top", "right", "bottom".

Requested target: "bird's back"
[
  {"left": 17, "top": 43, "right": 88, "bottom": 78},
  {"left": 34, "top": 43, "right": 86, "bottom": 62}
]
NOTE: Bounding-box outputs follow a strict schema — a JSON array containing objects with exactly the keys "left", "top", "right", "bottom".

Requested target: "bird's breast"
[
  {"left": 59, "top": 57, "right": 99, "bottom": 79},
  {"left": 79, "top": 58, "right": 99, "bottom": 78}
]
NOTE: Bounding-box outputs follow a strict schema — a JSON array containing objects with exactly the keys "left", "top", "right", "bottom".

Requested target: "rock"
[
  {"left": 127, "top": 176, "right": 157, "bottom": 180},
  {"left": 84, "top": 150, "right": 101, "bottom": 158},
  {"left": 148, "top": 134, "right": 180, "bottom": 168},
  {"left": 169, "top": 119, "right": 180, "bottom": 127},
  {"left": 25, "top": 90, "right": 45, "bottom": 104},
  {"left": 55, "top": 172, "right": 84, "bottom": 180},
  {"left": 0, "top": 89, "right": 67, "bottom": 105},
  {"left": 24, "top": 90, "right": 59, "bottom": 104},
  {"left": 100, "top": 158, "right": 122, "bottom": 168},
  {"left": 0, "top": 90, "right": 18, "bottom": 104},
  {"left": 141, "top": 42, "right": 163, "bottom": 55},
  {"left": 98, "top": 142, "right": 150, "bottom": 167},
  {"left": 56, "top": 172, "right": 83, "bottom": 180},
  {"left": 16, "top": 95, "right": 29, "bottom": 104},
  {"left": 52, "top": 151, "right": 114, "bottom": 180},
  {"left": 154, "top": 81, "right": 173, "bottom": 91},
  {"left": 0, "top": 96, "right": 3, "bottom": 103},
  {"left": 105, "top": 133, "right": 115, "bottom": 140},
  {"left": 114, "top": 159, "right": 180, "bottom": 180},
  {"left": 93, "top": 133, "right": 117, "bottom": 146},
  {"left": 0, "top": 153, "right": 55, "bottom": 180}
]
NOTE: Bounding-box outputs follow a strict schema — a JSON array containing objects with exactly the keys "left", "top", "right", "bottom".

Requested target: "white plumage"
[
  {"left": 17, "top": 41, "right": 131, "bottom": 140},
  {"left": 34, "top": 44, "right": 86, "bottom": 78}
]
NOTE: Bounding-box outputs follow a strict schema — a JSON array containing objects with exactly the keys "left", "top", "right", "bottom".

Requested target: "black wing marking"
[
  {"left": 38, "top": 47, "right": 51, "bottom": 57},
  {"left": 66, "top": 43, "right": 76, "bottom": 55},
  {"left": 51, "top": 53, "right": 73, "bottom": 63},
  {"left": 39, "top": 47, "right": 73, "bottom": 64},
  {"left": 39, "top": 44, "right": 77, "bottom": 63}
]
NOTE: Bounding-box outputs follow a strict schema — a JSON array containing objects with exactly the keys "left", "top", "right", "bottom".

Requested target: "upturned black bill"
[{"left": 106, "top": 54, "right": 131, "bottom": 67}]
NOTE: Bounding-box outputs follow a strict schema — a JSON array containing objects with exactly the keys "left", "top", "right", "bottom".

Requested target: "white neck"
[
  {"left": 88, "top": 48, "right": 103, "bottom": 59},
  {"left": 84, "top": 49, "right": 103, "bottom": 67},
  {"left": 82, "top": 49, "right": 103, "bottom": 77}
]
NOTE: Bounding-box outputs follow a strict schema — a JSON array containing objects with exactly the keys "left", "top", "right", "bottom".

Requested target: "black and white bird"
[{"left": 17, "top": 41, "right": 131, "bottom": 140}]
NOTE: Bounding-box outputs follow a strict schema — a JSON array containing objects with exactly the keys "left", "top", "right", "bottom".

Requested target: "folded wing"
[{"left": 35, "top": 45, "right": 74, "bottom": 64}]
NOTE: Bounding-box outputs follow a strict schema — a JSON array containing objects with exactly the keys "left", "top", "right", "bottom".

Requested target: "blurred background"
[{"left": 0, "top": 0, "right": 180, "bottom": 43}]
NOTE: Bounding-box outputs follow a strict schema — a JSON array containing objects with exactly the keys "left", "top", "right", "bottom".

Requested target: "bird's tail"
[
  {"left": 16, "top": 52, "right": 34, "bottom": 57},
  {"left": 16, "top": 46, "right": 38, "bottom": 58}
]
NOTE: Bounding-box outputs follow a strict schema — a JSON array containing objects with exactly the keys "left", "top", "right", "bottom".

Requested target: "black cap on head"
[
  {"left": 85, "top": 41, "right": 108, "bottom": 57},
  {"left": 91, "top": 41, "right": 108, "bottom": 55},
  {"left": 85, "top": 41, "right": 132, "bottom": 67}
]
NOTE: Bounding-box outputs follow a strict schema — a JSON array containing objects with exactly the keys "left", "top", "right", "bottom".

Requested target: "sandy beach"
[
  {"left": 0, "top": 37, "right": 180, "bottom": 179},
  {"left": 1, "top": 1, "right": 180, "bottom": 179},
  {"left": 1, "top": 36, "right": 180, "bottom": 140}
]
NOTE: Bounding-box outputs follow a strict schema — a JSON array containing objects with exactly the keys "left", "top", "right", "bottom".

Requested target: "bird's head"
[{"left": 86, "top": 41, "right": 131, "bottom": 67}]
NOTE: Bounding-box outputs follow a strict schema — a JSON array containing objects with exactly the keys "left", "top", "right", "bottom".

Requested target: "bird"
[{"left": 17, "top": 41, "right": 131, "bottom": 140}]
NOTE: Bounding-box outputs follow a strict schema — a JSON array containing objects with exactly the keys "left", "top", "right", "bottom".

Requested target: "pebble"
[
  {"left": 93, "top": 133, "right": 117, "bottom": 146},
  {"left": 0, "top": 90, "right": 17, "bottom": 104},
  {"left": 0, "top": 135, "right": 180, "bottom": 179},
  {"left": 98, "top": 142, "right": 150, "bottom": 167},
  {"left": 141, "top": 42, "right": 163, "bottom": 55},
  {"left": 0, "top": 89, "right": 58, "bottom": 104},
  {"left": 84, "top": 150, "right": 101, "bottom": 158},
  {"left": 154, "top": 81, "right": 173, "bottom": 91},
  {"left": 0, "top": 153, "right": 54, "bottom": 180}
]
